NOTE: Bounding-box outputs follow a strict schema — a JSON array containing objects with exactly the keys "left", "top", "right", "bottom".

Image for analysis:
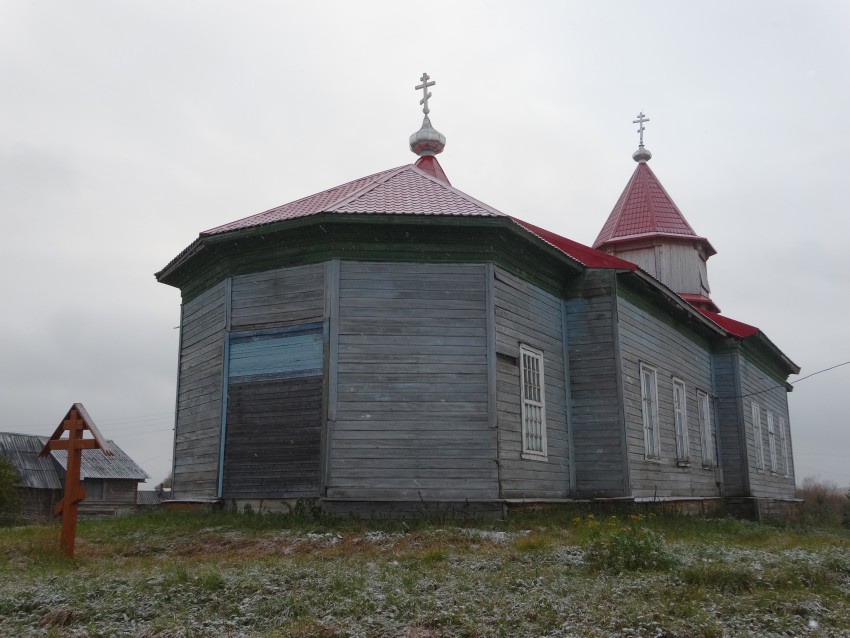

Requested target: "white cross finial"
[
  {"left": 633, "top": 112, "right": 650, "bottom": 147},
  {"left": 415, "top": 72, "right": 436, "bottom": 115}
]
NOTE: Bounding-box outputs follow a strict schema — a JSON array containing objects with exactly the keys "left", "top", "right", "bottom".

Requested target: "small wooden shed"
[{"left": 0, "top": 432, "right": 149, "bottom": 522}]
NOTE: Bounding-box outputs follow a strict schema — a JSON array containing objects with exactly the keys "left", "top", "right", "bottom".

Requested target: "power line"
[
  {"left": 718, "top": 360, "right": 850, "bottom": 401},
  {"left": 790, "top": 361, "right": 850, "bottom": 386}
]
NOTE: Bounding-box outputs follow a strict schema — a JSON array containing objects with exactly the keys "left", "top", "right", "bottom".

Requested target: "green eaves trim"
[{"left": 155, "top": 213, "right": 586, "bottom": 287}]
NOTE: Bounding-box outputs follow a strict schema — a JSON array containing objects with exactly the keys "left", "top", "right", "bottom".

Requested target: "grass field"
[{"left": 1, "top": 508, "right": 848, "bottom": 637}]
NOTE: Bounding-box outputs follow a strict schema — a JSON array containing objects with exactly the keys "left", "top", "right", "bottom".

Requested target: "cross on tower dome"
[
  {"left": 416, "top": 72, "right": 435, "bottom": 115},
  {"left": 632, "top": 111, "right": 652, "bottom": 163},
  {"left": 409, "top": 72, "right": 446, "bottom": 157}
]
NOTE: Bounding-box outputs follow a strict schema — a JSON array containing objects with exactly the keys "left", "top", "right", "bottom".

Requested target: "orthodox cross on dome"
[
  {"left": 416, "top": 72, "right": 435, "bottom": 115},
  {"left": 409, "top": 72, "right": 446, "bottom": 157},
  {"left": 633, "top": 111, "right": 650, "bottom": 147},
  {"left": 631, "top": 111, "right": 652, "bottom": 162}
]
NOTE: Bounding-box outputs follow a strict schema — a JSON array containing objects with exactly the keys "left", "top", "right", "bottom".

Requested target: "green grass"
[{"left": 1, "top": 509, "right": 849, "bottom": 637}]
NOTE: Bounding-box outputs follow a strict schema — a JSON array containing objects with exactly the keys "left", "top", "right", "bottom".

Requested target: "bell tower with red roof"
[{"left": 593, "top": 114, "right": 719, "bottom": 312}]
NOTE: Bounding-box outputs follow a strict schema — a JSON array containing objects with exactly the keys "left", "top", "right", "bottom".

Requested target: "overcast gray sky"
[{"left": 1, "top": 1, "right": 847, "bottom": 489}]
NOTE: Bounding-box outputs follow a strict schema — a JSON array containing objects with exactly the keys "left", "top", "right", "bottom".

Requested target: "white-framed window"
[
  {"left": 779, "top": 416, "right": 790, "bottom": 477},
  {"left": 751, "top": 402, "right": 764, "bottom": 470},
  {"left": 766, "top": 411, "right": 778, "bottom": 473},
  {"left": 672, "top": 378, "right": 689, "bottom": 463},
  {"left": 697, "top": 390, "right": 716, "bottom": 467},
  {"left": 640, "top": 363, "right": 661, "bottom": 460},
  {"left": 520, "top": 345, "right": 547, "bottom": 459}
]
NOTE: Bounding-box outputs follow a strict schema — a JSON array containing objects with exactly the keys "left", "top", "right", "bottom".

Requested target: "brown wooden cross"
[{"left": 39, "top": 404, "right": 112, "bottom": 558}]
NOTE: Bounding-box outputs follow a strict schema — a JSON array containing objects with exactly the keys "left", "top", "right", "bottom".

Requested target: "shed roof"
[
  {"left": 52, "top": 439, "right": 149, "bottom": 481},
  {"left": 0, "top": 433, "right": 62, "bottom": 489},
  {"left": 0, "top": 432, "right": 149, "bottom": 485}
]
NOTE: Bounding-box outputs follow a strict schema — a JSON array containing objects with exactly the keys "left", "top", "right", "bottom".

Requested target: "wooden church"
[{"left": 156, "top": 77, "right": 799, "bottom": 518}]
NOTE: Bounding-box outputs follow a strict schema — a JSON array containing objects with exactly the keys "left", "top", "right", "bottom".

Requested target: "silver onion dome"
[{"left": 410, "top": 115, "right": 446, "bottom": 157}]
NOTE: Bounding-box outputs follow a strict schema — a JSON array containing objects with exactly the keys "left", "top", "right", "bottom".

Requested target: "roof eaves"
[
  {"left": 155, "top": 239, "right": 206, "bottom": 283},
  {"left": 510, "top": 217, "right": 636, "bottom": 271},
  {"left": 749, "top": 332, "right": 801, "bottom": 376},
  {"left": 626, "top": 269, "right": 727, "bottom": 337},
  {"left": 691, "top": 307, "right": 800, "bottom": 376},
  {"left": 596, "top": 231, "right": 717, "bottom": 256}
]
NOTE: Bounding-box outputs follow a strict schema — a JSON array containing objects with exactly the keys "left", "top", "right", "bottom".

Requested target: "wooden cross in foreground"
[{"left": 39, "top": 404, "right": 112, "bottom": 558}]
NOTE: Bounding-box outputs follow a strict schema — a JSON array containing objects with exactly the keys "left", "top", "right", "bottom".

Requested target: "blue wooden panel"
[{"left": 229, "top": 331, "right": 323, "bottom": 382}]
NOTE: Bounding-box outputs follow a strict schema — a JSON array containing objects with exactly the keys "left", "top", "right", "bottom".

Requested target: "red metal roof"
[
  {"left": 201, "top": 158, "right": 500, "bottom": 237},
  {"left": 414, "top": 155, "right": 451, "bottom": 185},
  {"left": 160, "top": 157, "right": 643, "bottom": 278},
  {"left": 594, "top": 162, "right": 714, "bottom": 256},
  {"left": 694, "top": 307, "right": 760, "bottom": 339},
  {"left": 678, "top": 293, "right": 721, "bottom": 313},
  {"left": 510, "top": 217, "right": 638, "bottom": 270}
]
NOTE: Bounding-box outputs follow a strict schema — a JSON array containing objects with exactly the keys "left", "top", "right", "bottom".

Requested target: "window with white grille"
[
  {"left": 779, "top": 416, "right": 790, "bottom": 477},
  {"left": 640, "top": 363, "right": 661, "bottom": 460},
  {"left": 698, "top": 390, "right": 716, "bottom": 467},
  {"left": 767, "top": 411, "right": 778, "bottom": 473},
  {"left": 673, "top": 378, "right": 689, "bottom": 462},
  {"left": 520, "top": 345, "right": 547, "bottom": 459},
  {"left": 751, "top": 403, "right": 765, "bottom": 470}
]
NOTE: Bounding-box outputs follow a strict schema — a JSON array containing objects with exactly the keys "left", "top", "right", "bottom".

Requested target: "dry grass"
[{"left": 1, "top": 510, "right": 849, "bottom": 637}]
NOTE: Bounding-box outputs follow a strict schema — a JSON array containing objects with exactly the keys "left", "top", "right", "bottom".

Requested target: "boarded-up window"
[
  {"left": 222, "top": 324, "right": 324, "bottom": 499},
  {"left": 751, "top": 403, "right": 764, "bottom": 470},
  {"left": 673, "top": 378, "right": 689, "bottom": 462},
  {"left": 698, "top": 390, "right": 716, "bottom": 467},
  {"left": 640, "top": 363, "right": 660, "bottom": 460},
  {"left": 520, "top": 345, "right": 547, "bottom": 459}
]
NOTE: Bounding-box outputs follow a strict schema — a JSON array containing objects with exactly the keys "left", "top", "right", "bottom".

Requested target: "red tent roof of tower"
[{"left": 593, "top": 162, "right": 716, "bottom": 256}]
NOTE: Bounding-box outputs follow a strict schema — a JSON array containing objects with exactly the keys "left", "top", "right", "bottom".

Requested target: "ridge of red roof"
[
  {"left": 510, "top": 217, "right": 638, "bottom": 270},
  {"left": 694, "top": 307, "right": 760, "bottom": 339},
  {"left": 594, "top": 162, "right": 714, "bottom": 256}
]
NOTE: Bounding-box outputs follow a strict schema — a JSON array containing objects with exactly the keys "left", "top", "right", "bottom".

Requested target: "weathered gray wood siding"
[
  {"left": 222, "top": 263, "right": 328, "bottom": 499},
  {"left": 617, "top": 285, "right": 719, "bottom": 497},
  {"left": 613, "top": 244, "right": 710, "bottom": 297},
  {"left": 78, "top": 480, "right": 139, "bottom": 518},
  {"left": 223, "top": 376, "right": 323, "bottom": 498},
  {"left": 328, "top": 261, "right": 496, "bottom": 501},
  {"left": 563, "top": 270, "right": 626, "bottom": 497},
  {"left": 712, "top": 346, "right": 748, "bottom": 496},
  {"left": 736, "top": 348, "right": 796, "bottom": 498},
  {"left": 230, "top": 264, "right": 326, "bottom": 331},
  {"left": 173, "top": 281, "right": 227, "bottom": 498},
  {"left": 493, "top": 268, "right": 569, "bottom": 498}
]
